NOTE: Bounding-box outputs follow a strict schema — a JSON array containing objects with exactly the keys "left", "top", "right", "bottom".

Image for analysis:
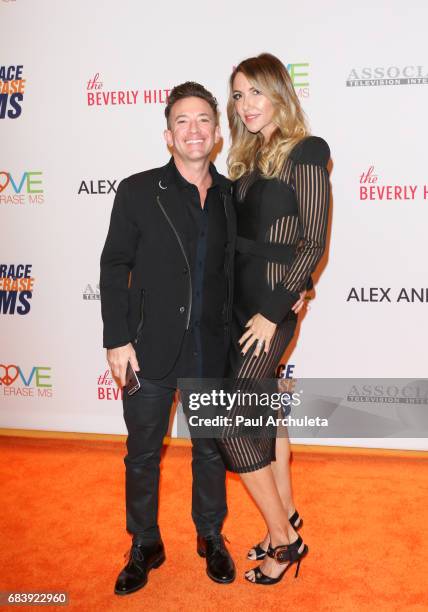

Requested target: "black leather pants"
[{"left": 123, "top": 378, "right": 227, "bottom": 544}]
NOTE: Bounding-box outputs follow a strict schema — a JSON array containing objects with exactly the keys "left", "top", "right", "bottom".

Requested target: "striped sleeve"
[{"left": 259, "top": 137, "right": 330, "bottom": 324}]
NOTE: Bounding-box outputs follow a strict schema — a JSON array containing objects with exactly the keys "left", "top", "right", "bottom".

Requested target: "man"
[{"left": 100, "top": 82, "right": 236, "bottom": 595}]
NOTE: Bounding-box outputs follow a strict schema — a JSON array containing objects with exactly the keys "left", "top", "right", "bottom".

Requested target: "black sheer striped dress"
[{"left": 217, "top": 136, "right": 331, "bottom": 473}]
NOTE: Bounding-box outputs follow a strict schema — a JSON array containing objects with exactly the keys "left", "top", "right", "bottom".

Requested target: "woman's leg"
[
  {"left": 272, "top": 430, "right": 296, "bottom": 514},
  {"left": 248, "top": 432, "right": 298, "bottom": 557},
  {"left": 240, "top": 465, "right": 300, "bottom": 580}
]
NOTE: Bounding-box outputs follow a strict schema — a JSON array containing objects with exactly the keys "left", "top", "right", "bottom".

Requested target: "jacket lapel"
[
  {"left": 156, "top": 161, "right": 191, "bottom": 260},
  {"left": 221, "top": 186, "right": 236, "bottom": 249}
]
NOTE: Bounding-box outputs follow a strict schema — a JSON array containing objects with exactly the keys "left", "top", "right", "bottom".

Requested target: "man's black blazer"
[{"left": 100, "top": 159, "right": 236, "bottom": 380}]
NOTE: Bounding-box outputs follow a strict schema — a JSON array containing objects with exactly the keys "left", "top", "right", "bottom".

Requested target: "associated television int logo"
[
  {"left": 0, "top": 65, "right": 26, "bottom": 119},
  {"left": 346, "top": 65, "right": 428, "bottom": 87},
  {"left": 0, "top": 364, "right": 52, "bottom": 398},
  {"left": 83, "top": 283, "right": 100, "bottom": 300},
  {"left": 0, "top": 171, "right": 44, "bottom": 205},
  {"left": 0, "top": 264, "right": 34, "bottom": 315}
]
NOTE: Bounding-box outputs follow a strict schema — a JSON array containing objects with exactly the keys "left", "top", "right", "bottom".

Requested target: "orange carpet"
[{"left": 1, "top": 436, "right": 427, "bottom": 612}]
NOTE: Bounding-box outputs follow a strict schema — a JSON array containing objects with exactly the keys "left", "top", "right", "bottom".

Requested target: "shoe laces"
[
  {"left": 125, "top": 544, "right": 145, "bottom": 565},
  {"left": 207, "top": 534, "right": 230, "bottom": 554}
]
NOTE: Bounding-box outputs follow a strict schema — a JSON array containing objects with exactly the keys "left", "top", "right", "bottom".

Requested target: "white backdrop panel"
[{"left": 1, "top": 0, "right": 427, "bottom": 449}]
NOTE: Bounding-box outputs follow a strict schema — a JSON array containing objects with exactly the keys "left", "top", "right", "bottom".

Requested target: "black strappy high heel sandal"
[
  {"left": 245, "top": 535, "right": 308, "bottom": 585},
  {"left": 247, "top": 510, "right": 303, "bottom": 561}
]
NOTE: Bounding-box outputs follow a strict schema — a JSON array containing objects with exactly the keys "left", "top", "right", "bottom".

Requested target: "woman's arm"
[{"left": 259, "top": 136, "right": 330, "bottom": 324}]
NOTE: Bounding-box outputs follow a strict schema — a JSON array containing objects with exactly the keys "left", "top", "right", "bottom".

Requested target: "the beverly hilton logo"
[
  {"left": 97, "top": 370, "right": 123, "bottom": 400},
  {"left": 359, "top": 166, "right": 428, "bottom": 201},
  {"left": 0, "top": 171, "right": 44, "bottom": 205},
  {"left": 347, "top": 65, "right": 428, "bottom": 87},
  {"left": 86, "top": 73, "right": 171, "bottom": 107}
]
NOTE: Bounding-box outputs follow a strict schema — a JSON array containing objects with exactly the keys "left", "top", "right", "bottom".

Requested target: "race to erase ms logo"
[
  {"left": 0, "top": 364, "right": 53, "bottom": 398},
  {"left": 0, "top": 65, "right": 26, "bottom": 119},
  {"left": 85, "top": 73, "right": 171, "bottom": 107},
  {"left": 0, "top": 171, "right": 44, "bottom": 205},
  {"left": 276, "top": 363, "right": 296, "bottom": 379},
  {"left": 358, "top": 166, "right": 428, "bottom": 202},
  {"left": 287, "top": 63, "right": 310, "bottom": 99},
  {"left": 232, "top": 62, "right": 310, "bottom": 99},
  {"left": 0, "top": 264, "right": 34, "bottom": 315}
]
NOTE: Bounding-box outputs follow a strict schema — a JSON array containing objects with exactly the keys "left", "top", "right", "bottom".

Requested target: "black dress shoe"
[
  {"left": 114, "top": 540, "right": 165, "bottom": 595},
  {"left": 197, "top": 534, "right": 236, "bottom": 584}
]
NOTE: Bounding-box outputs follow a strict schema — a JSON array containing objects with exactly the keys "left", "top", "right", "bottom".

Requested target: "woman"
[{"left": 218, "top": 53, "right": 330, "bottom": 585}]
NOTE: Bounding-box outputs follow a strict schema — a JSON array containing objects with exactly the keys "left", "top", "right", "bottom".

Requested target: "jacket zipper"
[
  {"left": 156, "top": 196, "right": 192, "bottom": 329},
  {"left": 221, "top": 193, "right": 232, "bottom": 324},
  {"left": 134, "top": 290, "right": 145, "bottom": 344}
]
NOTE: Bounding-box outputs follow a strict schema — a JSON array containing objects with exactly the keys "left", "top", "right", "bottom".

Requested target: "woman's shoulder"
[{"left": 289, "top": 136, "right": 330, "bottom": 166}]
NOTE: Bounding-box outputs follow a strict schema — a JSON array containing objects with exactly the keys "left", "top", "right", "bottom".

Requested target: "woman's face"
[{"left": 232, "top": 71, "right": 276, "bottom": 141}]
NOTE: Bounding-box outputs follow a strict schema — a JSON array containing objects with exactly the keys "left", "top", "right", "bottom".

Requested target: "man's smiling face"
[{"left": 164, "top": 96, "right": 221, "bottom": 164}]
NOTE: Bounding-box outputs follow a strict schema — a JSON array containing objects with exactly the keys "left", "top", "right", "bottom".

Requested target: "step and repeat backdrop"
[{"left": 2, "top": 0, "right": 428, "bottom": 449}]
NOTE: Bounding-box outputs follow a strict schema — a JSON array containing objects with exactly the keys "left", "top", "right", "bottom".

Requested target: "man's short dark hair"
[{"left": 165, "top": 81, "right": 218, "bottom": 127}]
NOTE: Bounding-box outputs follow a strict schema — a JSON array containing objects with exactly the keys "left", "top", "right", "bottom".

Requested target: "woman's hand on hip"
[
  {"left": 292, "top": 290, "right": 307, "bottom": 313},
  {"left": 239, "top": 313, "right": 277, "bottom": 358}
]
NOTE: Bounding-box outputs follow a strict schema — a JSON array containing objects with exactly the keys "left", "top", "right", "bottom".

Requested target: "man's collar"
[{"left": 162, "top": 156, "right": 230, "bottom": 192}]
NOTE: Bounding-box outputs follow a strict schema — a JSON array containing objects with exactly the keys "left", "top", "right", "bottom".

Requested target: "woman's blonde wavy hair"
[{"left": 227, "top": 53, "right": 309, "bottom": 181}]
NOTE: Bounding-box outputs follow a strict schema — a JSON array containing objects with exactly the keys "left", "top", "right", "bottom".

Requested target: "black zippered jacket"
[{"left": 100, "top": 160, "right": 236, "bottom": 380}]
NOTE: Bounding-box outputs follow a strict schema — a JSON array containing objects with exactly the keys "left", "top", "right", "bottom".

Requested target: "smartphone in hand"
[{"left": 125, "top": 360, "right": 141, "bottom": 396}]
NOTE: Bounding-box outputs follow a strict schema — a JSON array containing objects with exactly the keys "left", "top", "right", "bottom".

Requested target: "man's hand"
[{"left": 107, "top": 343, "right": 140, "bottom": 387}]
